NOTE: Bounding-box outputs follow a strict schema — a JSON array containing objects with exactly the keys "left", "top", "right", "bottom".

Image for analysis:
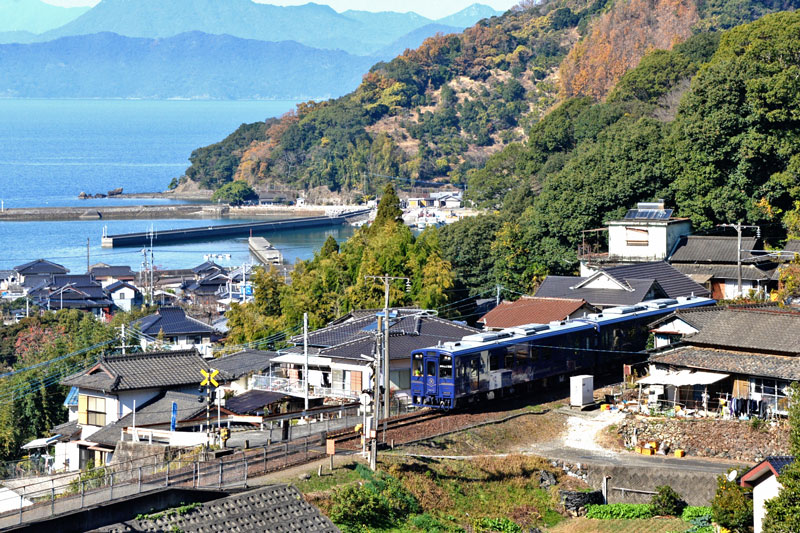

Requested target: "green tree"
[
  {"left": 371, "top": 183, "right": 403, "bottom": 231},
  {"left": 211, "top": 181, "right": 258, "bottom": 206}
]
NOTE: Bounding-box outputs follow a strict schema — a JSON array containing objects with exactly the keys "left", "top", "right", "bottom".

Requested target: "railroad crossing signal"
[{"left": 200, "top": 368, "right": 219, "bottom": 387}]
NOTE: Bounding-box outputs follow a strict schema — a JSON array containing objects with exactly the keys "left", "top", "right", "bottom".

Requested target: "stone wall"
[
  {"left": 586, "top": 464, "right": 719, "bottom": 506},
  {"left": 618, "top": 416, "right": 789, "bottom": 462}
]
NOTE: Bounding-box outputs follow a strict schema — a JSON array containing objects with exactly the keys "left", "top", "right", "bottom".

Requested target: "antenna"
[{"left": 726, "top": 470, "right": 738, "bottom": 482}]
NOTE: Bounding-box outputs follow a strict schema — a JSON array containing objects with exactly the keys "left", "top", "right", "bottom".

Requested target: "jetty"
[
  {"left": 101, "top": 210, "right": 370, "bottom": 248},
  {"left": 249, "top": 237, "right": 283, "bottom": 265}
]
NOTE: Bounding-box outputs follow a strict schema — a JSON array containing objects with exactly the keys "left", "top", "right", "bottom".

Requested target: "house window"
[
  {"left": 750, "top": 378, "right": 791, "bottom": 414},
  {"left": 78, "top": 395, "right": 106, "bottom": 426}
]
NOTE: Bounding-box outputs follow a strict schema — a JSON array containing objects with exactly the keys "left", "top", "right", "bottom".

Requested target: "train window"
[
  {"left": 427, "top": 361, "right": 437, "bottom": 376},
  {"left": 514, "top": 342, "right": 529, "bottom": 366},
  {"left": 412, "top": 358, "right": 423, "bottom": 378},
  {"left": 489, "top": 353, "right": 498, "bottom": 371},
  {"left": 505, "top": 352, "right": 514, "bottom": 369},
  {"left": 440, "top": 355, "right": 452, "bottom": 378}
]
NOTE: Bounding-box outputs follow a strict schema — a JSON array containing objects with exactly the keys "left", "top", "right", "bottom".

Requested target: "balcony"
[{"left": 251, "top": 374, "right": 359, "bottom": 401}]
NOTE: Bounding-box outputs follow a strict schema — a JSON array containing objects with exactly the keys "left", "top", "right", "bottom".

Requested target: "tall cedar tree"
[{"left": 371, "top": 184, "right": 403, "bottom": 231}]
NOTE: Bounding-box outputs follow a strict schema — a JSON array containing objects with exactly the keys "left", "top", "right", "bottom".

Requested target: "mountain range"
[
  {"left": 0, "top": 0, "right": 501, "bottom": 56},
  {"left": 0, "top": 0, "right": 88, "bottom": 34},
  {"left": 0, "top": 31, "right": 378, "bottom": 99}
]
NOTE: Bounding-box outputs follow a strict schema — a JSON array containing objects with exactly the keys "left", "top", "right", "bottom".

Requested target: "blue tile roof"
[{"left": 64, "top": 386, "right": 79, "bottom": 407}]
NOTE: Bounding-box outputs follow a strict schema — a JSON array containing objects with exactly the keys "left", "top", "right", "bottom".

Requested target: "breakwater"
[
  {"left": 0, "top": 204, "right": 228, "bottom": 222},
  {"left": 101, "top": 210, "right": 370, "bottom": 248}
]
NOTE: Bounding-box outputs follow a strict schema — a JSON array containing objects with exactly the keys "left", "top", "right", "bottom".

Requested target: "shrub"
[
  {"left": 682, "top": 506, "right": 713, "bottom": 521},
  {"left": 651, "top": 485, "right": 686, "bottom": 516},
  {"left": 410, "top": 513, "right": 462, "bottom": 533},
  {"left": 585, "top": 503, "right": 654, "bottom": 519},
  {"left": 474, "top": 517, "right": 522, "bottom": 533},
  {"left": 712, "top": 472, "right": 753, "bottom": 532},
  {"left": 329, "top": 467, "right": 420, "bottom": 530}
]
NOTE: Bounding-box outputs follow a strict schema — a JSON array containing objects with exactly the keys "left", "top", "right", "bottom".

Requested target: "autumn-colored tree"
[{"left": 560, "top": 0, "right": 698, "bottom": 99}]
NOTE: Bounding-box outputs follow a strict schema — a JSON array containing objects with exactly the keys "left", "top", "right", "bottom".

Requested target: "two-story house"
[
  {"left": 56, "top": 349, "right": 216, "bottom": 470},
  {"left": 135, "top": 306, "right": 219, "bottom": 357}
]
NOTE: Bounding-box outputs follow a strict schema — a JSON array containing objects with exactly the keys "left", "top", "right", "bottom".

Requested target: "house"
[
  {"left": 191, "top": 261, "right": 224, "bottom": 280},
  {"left": 88, "top": 264, "right": 136, "bottom": 288},
  {"left": 135, "top": 306, "right": 219, "bottom": 357},
  {"left": 13, "top": 258, "right": 69, "bottom": 286},
  {"left": 579, "top": 201, "right": 692, "bottom": 275},
  {"left": 535, "top": 261, "right": 710, "bottom": 309},
  {"left": 648, "top": 305, "right": 726, "bottom": 348},
  {"left": 106, "top": 281, "right": 143, "bottom": 312},
  {"left": 647, "top": 308, "right": 800, "bottom": 415},
  {"left": 212, "top": 349, "right": 278, "bottom": 395},
  {"left": 668, "top": 235, "right": 777, "bottom": 299},
  {"left": 57, "top": 349, "right": 219, "bottom": 470},
  {"left": 28, "top": 274, "right": 114, "bottom": 318},
  {"left": 256, "top": 309, "right": 480, "bottom": 402},
  {"left": 740, "top": 456, "right": 795, "bottom": 533},
  {"left": 406, "top": 196, "right": 431, "bottom": 209},
  {"left": 182, "top": 270, "right": 231, "bottom": 307},
  {"left": 478, "top": 297, "right": 597, "bottom": 330}
]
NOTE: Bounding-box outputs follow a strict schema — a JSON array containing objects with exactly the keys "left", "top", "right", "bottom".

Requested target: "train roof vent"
[
  {"left": 509, "top": 324, "right": 550, "bottom": 336},
  {"left": 462, "top": 331, "right": 510, "bottom": 343},
  {"left": 604, "top": 305, "right": 646, "bottom": 315},
  {"left": 645, "top": 298, "right": 678, "bottom": 309},
  {"left": 586, "top": 313, "right": 603, "bottom": 320},
  {"left": 549, "top": 320, "right": 566, "bottom": 327}
]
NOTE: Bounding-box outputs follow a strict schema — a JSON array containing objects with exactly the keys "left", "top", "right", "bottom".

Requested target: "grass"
[
  {"left": 548, "top": 517, "right": 691, "bottom": 532},
  {"left": 292, "top": 463, "right": 364, "bottom": 494}
]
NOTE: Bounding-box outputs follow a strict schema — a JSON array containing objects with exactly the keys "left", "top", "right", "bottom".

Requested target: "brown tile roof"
[
  {"left": 650, "top": 346, "right": 800, "bottom": 381},
  {"left": 478, "top": 297, "right": 592, "bottom": 329}
]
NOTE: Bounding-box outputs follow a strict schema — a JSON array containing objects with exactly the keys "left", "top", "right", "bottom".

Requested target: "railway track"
[{"left": 328, "top": 408, "right": 446, "bottom": 445}]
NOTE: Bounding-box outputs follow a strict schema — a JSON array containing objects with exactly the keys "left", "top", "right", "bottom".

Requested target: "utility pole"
[
  {"left": 86, "top": 238, "right": 90, "bottom": 273},
  {"left": 370, "top": 315, "right": 382, "bottom": 471},
  {"left": 365, "top": 274, "right": 410, "bottom": 419},
  {"left": 303, "top": 312, "right": 309, "bottom": 411},
  {"left": 496, "top": 284, "right": 503, "bottom": 307},
  {"left": 719, "top": 222, "right": 760, "bottom": 297}
]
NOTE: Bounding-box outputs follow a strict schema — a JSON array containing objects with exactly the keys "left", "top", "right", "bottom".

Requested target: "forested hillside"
[
  {"left": 179, "top": 0, "right": 794, "bottom": 196},
  {"left": 445, "top": 11, "right": 800, "bottom": 298}
]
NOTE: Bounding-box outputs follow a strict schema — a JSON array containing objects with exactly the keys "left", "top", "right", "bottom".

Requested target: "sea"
[{"left": 0, "top": 99, "right": 354, "bottom": 272}]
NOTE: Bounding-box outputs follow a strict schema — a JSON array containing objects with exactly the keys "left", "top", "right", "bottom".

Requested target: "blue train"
[{"left": 411, "top": 296, "right": 715, "bottom": 409}]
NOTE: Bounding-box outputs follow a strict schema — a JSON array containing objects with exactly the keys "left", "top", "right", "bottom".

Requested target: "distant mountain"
[
  {"left": 0, "top": 31, "right": 376, "bottom": 99},
  {"left": 436, "top": 3, "right": 502, "bottom": 27},
  {"left": 0, "top": 0, "right": 88, "bottom": 33},
  {"left": 4, "top": 0, "right": 504, "bottom": 55},
  {"left": 373, "top": 23, "right": 462, "bottom": 58}
]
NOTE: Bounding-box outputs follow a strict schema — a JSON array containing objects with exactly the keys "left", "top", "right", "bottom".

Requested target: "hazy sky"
[{"left": 42, "top": 0, "right": 520, "bottom": 20}]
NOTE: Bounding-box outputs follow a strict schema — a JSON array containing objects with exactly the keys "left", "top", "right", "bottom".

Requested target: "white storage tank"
[{"left": 570, "top": 375, "right": 594, "bottom": 408}]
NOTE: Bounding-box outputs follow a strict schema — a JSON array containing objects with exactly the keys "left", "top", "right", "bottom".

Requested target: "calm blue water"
[{"left": 0, "top": 99, "right": 355, "bottom": 272}]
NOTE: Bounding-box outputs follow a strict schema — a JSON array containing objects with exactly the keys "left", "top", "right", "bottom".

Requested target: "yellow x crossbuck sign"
[{"left": 200, "top": 369, "right": 219, "bottom": 387}]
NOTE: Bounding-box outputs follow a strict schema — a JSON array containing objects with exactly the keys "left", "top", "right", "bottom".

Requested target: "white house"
[
  {"left": 580, "top": 201, "right": 692, "bottom": 276},
  {"left": 134, "top": 306, "right": 219, "bottom": 358},
  {"left": 106, "top": 281, "right": 143, "bottom": 312},
  {"left": 55, "top": 349, "right": 218, "bottom": 470},
  {"left": 740, "top": 456, "right": 795, "bottom": 533}
]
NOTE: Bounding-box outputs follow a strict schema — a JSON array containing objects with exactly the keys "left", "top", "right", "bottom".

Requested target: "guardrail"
[
  {"left": 0, "top": 434, "right": 327, "bottom": 528},
  {"left": 252, "top": 374, "right": 359, "bottom": 400}
]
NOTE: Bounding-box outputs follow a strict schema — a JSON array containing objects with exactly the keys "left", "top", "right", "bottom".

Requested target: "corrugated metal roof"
[
  {"left": 225, "top": 390, "right": 287, "bottom": 415},
  {"left": 603, "top": 262, "right": 710, "bottom": 299},
  {"left": 535, "top": 275, "right": 662, "bottom": 306},
  {"left": 213, "top": 349, "right": 277, "bottom": 379}
]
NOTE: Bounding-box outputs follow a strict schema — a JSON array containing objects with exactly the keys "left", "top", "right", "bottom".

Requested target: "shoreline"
[{"left": 0, "top": 203, "right": 363, "bottom": 222}]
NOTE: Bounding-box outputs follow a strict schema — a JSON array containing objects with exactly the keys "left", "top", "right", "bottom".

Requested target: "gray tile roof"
[
  {"left": 785, "top": 240, "right": 800, "bottom": 254},
  {"left": 535, "top": 275, "right": 663, "bottom": 307},
  {"left": 672, "top": 263, "right": 774, "bottom": 281},
  {"left": 317, "top": 315, "right": 480, "bottom": 361},
  {"left": 213, "top": 349, "right": 278, "bottom": 380},
  {"left": 650, "top": 346, "right": 800, "bottom": 381},
  {"left": 87, "top": 391, "right": 205, "bottom": 447},
  {"left": 136, "top": 307, "right": 218, "bottom": 336},
  {"left": 670, "top": 235, "right": 759, "bottom": 263},
  {"left": 648, "top": 305, "right": 726, "bottom": 330},
  {"left": 61, "top": 349, "right": 221, "bottom": 391},
  {"left": 767, "top": 456, "right": 795, "bottom": 475},
  {"left": 686, "top": 309, "right": 800, "bottom": 355},
  {"left": 14, "top": 259, "right": 68, "bottom": 275},
  {"left": 97, "top": 484, "right": 339, "bottom": 532},
  {"left": 88, "top": 265, "right": 135, "bottom": 278},
  {"left": 603, "top": 262, "right": 710, "bottom": 298}
]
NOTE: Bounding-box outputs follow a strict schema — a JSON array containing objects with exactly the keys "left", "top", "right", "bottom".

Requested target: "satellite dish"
[{"left": 726, "top": 470, "right": 738, "bottom": 482}]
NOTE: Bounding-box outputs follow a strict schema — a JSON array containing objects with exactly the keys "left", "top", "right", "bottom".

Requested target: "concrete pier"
[
  {"left": 0, "top": 204, "right": 228, "bottom": 222},
  {"left": 249, "top": 237, "right": 283, "bottom": 265},
  {"left": 101, "top": 210, "right": 370, "bottom": 248}
]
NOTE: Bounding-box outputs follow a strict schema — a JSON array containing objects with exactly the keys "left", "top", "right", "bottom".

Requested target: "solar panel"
[{"left": 624, "top": 209, "right": 673, "bottom": 220}]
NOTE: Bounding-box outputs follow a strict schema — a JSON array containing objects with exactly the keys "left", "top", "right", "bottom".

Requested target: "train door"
[{"left": 424, "top": 353, "right": 439, "bottom": 397}]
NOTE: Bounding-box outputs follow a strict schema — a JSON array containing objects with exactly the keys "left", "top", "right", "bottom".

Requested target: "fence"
[
  {"left": 0, "top": 433, "right": 327, "bottom": 528},
  {"left": 252, "top": 373, "right": 359, "bottom": 400}
]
